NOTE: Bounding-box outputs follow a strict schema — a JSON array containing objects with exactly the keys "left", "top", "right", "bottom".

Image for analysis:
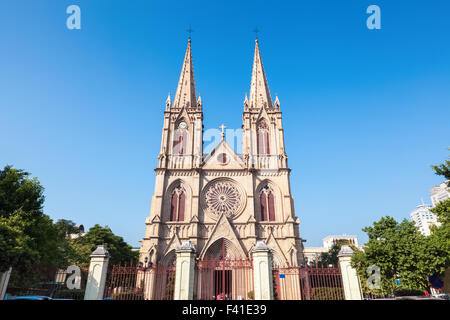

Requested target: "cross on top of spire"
[
  {"left": 219, "top": 124, "right": 227, "bottom": 139},
  {"left": 253, "top": 27, "right": 260, "bottom": 39},
  {"left": 187, "top": 25, "right": 194, "bottom": 39}
]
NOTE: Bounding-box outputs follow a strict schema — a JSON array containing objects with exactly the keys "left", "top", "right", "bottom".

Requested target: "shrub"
[
  {"left": 311, "top": 287, "right": 345, "bottom": 300},
  {"left": 393, "top": 288, "right": 425, "bottom": 297},
  {"left": 52, "top": 288, "right": 85, "bottom": 300}
]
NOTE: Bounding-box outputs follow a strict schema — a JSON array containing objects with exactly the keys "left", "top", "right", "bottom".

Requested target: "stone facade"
[
  {"left": 323, "top": 235, "right": 358, "bottom": 249},
  {"left": 303, "top": 235, "right": 361, "bottom": 265},
  {"left": 139, "top": 38, "right": 304, "bottom": 268}
]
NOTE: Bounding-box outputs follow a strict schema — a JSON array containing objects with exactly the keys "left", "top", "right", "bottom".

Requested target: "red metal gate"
[
  {"left": 194, "top": 258, "right": 254, "bottom": 300},
  {"left": 306, "top": 265, "right": 344, "bottom": 300},
  {"left": 104, "top": 264, "right": 175, "bottom": 300},
  {"left": 194, "top": 238, "right": 254, "bottom": 300},
  {"left": 273, "top": 265, "right": 344, "bottom": 300}
]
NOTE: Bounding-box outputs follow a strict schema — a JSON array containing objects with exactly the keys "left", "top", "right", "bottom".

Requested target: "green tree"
[
  {"left": 429, "top": 152, "right": 450, "bottom": 288},
  {"left": 54, "top": 219, "right": 79, "bottom": 238},
  {"left": 53, "top": 219, "right": 83, "bottom": 268},
  {"left": 431, "top": 149, "right": 450, "bottom": 183},
  {"left": 68, "top": 224, "right": 138, "bottom": 266},
  {"left": 318, "top": 239, "right": 353, "bottom": 267},
  {"left": 0, "top": 165, "right": 138, "bottom": 287},
  {"left": 0, "top": 166, "right": 62, "bottom": 286},
  {"left": 351, "top": 216, "right": 447, "bottom": 295},
  {"left": 429, "top": 199, "right": 450, "bottom": 270},
  {"left": 431, "top": 199, "right": 450, "bottom": 226}
]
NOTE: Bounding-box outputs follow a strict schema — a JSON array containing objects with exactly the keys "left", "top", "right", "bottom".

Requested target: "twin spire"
[
  {"left": 247, "top": 38, "right": 274, "bottom": 109},
  {"left": 172, "top": 38, "right": 199, "bottom": 109},
  {"left": 168, "top": 38, "right": 278, "bottom": 110}
]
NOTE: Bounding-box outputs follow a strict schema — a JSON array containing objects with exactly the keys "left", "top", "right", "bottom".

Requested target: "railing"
[
  {"left": 104, "top": 264, "right": 175, "bottom": 300},
  {"left": 273, "top": 265, "right": 344, "bottom": 300}
]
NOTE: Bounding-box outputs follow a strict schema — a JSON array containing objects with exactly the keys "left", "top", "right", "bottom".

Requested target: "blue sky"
[{"left": 1, "top": 0, "right": 449, "bottom": 247}]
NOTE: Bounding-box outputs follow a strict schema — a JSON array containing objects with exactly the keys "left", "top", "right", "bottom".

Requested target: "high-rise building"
[
  {"left": 430, "top": 181, "right": 450, "bottom": 207},
  {"left": 410, "top": 203, "right": 439, "bottom": 236}
]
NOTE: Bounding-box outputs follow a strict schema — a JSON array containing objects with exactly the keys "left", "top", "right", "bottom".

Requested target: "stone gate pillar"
[
  {"left": 84, "top": 246, "right": 110, "bottom": 300},
  {"left": 0, "top": 267, "right": 12, "bottom": 300},
  {"left": 338, "top": 245, "right": 363, "bottom": 300},
  {"left": 252, "top": 241, "right": 274, "bottom": 300},
  {"left": 174, "top": 241, "right": 196, "bottom": 300}
]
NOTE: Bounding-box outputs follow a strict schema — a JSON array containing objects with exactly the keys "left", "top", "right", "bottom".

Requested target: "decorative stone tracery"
[{"left": 200, "top": 178, "right": 246, "bottom": 220}]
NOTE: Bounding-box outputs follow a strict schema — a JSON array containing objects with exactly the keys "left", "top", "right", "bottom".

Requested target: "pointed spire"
[
  {"left": 173, "top": 38, "right": 197, "bottom": 109},
  {"left": 243, "top": 93, "right": 249, "bottom": 109},
  {"left": 248, "top": 38, "right": 273, "bottom": 109}
]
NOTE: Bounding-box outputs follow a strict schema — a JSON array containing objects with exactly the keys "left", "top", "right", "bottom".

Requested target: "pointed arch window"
[
  {"left": 173, "top": 121, "right": 188, "bottom": 155},
  {"left": 170, "top": 185, "right": 185, "bottom": 221},
  {"left": 257, "top": 121, "right": 270, "bottom": 155},
  {"left": 260, "top": 185, "right": 275, "bottom": 221}
]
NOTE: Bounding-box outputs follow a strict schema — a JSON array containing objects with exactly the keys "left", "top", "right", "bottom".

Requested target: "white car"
[{"left": 432, "top": 293, "right": 450, "bottom": 300}]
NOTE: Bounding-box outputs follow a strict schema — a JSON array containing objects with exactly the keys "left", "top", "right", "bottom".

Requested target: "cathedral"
[{"left": 139, "top": 37, "right": 305, "bottom": 270}]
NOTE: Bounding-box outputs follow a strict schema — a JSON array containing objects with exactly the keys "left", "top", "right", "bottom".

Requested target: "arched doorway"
[
  {"left": 206, "top": 238, "right": 235, "bottom": 299},
  {"left": 204, "top": 238, "right": 242, "bottom": 259},
  {"left": 195, "top": 238, "right": 253, "bottom": 300},
  {"left": 151, "top": 250, "right": 176, "bottom": 300}
]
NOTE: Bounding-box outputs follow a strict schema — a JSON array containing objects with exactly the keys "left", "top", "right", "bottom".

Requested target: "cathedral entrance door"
[
  {"left": 214, "top": 238, "right": 231, "bottom": 300},
  {"left": 214, "top": 269, "right": 232, "bottom": 299},
  {"left": 195, "top": 238, "right": 253, "bottom": 300}
]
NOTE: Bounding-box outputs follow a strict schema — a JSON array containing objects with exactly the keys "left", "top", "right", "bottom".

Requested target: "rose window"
[{"left": 201, "top": 179, "right": 245, "bottom": 219}]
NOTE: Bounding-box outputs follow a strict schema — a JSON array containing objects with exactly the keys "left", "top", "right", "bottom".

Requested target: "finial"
[
  {"left": 197, "top": 94, "right": 202, "bottom": 108},
  {"left": 166, "top": 92, "right": 171, "bottom": 109},
  {"left": 274, "top": 94, "right": 280, "bottom": 109},
  {"left": 244, "top": 93, "right": 249, "bottom": 108},
  {"left": 219, "top": 124, "right": 227, "bottom": 140}
]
